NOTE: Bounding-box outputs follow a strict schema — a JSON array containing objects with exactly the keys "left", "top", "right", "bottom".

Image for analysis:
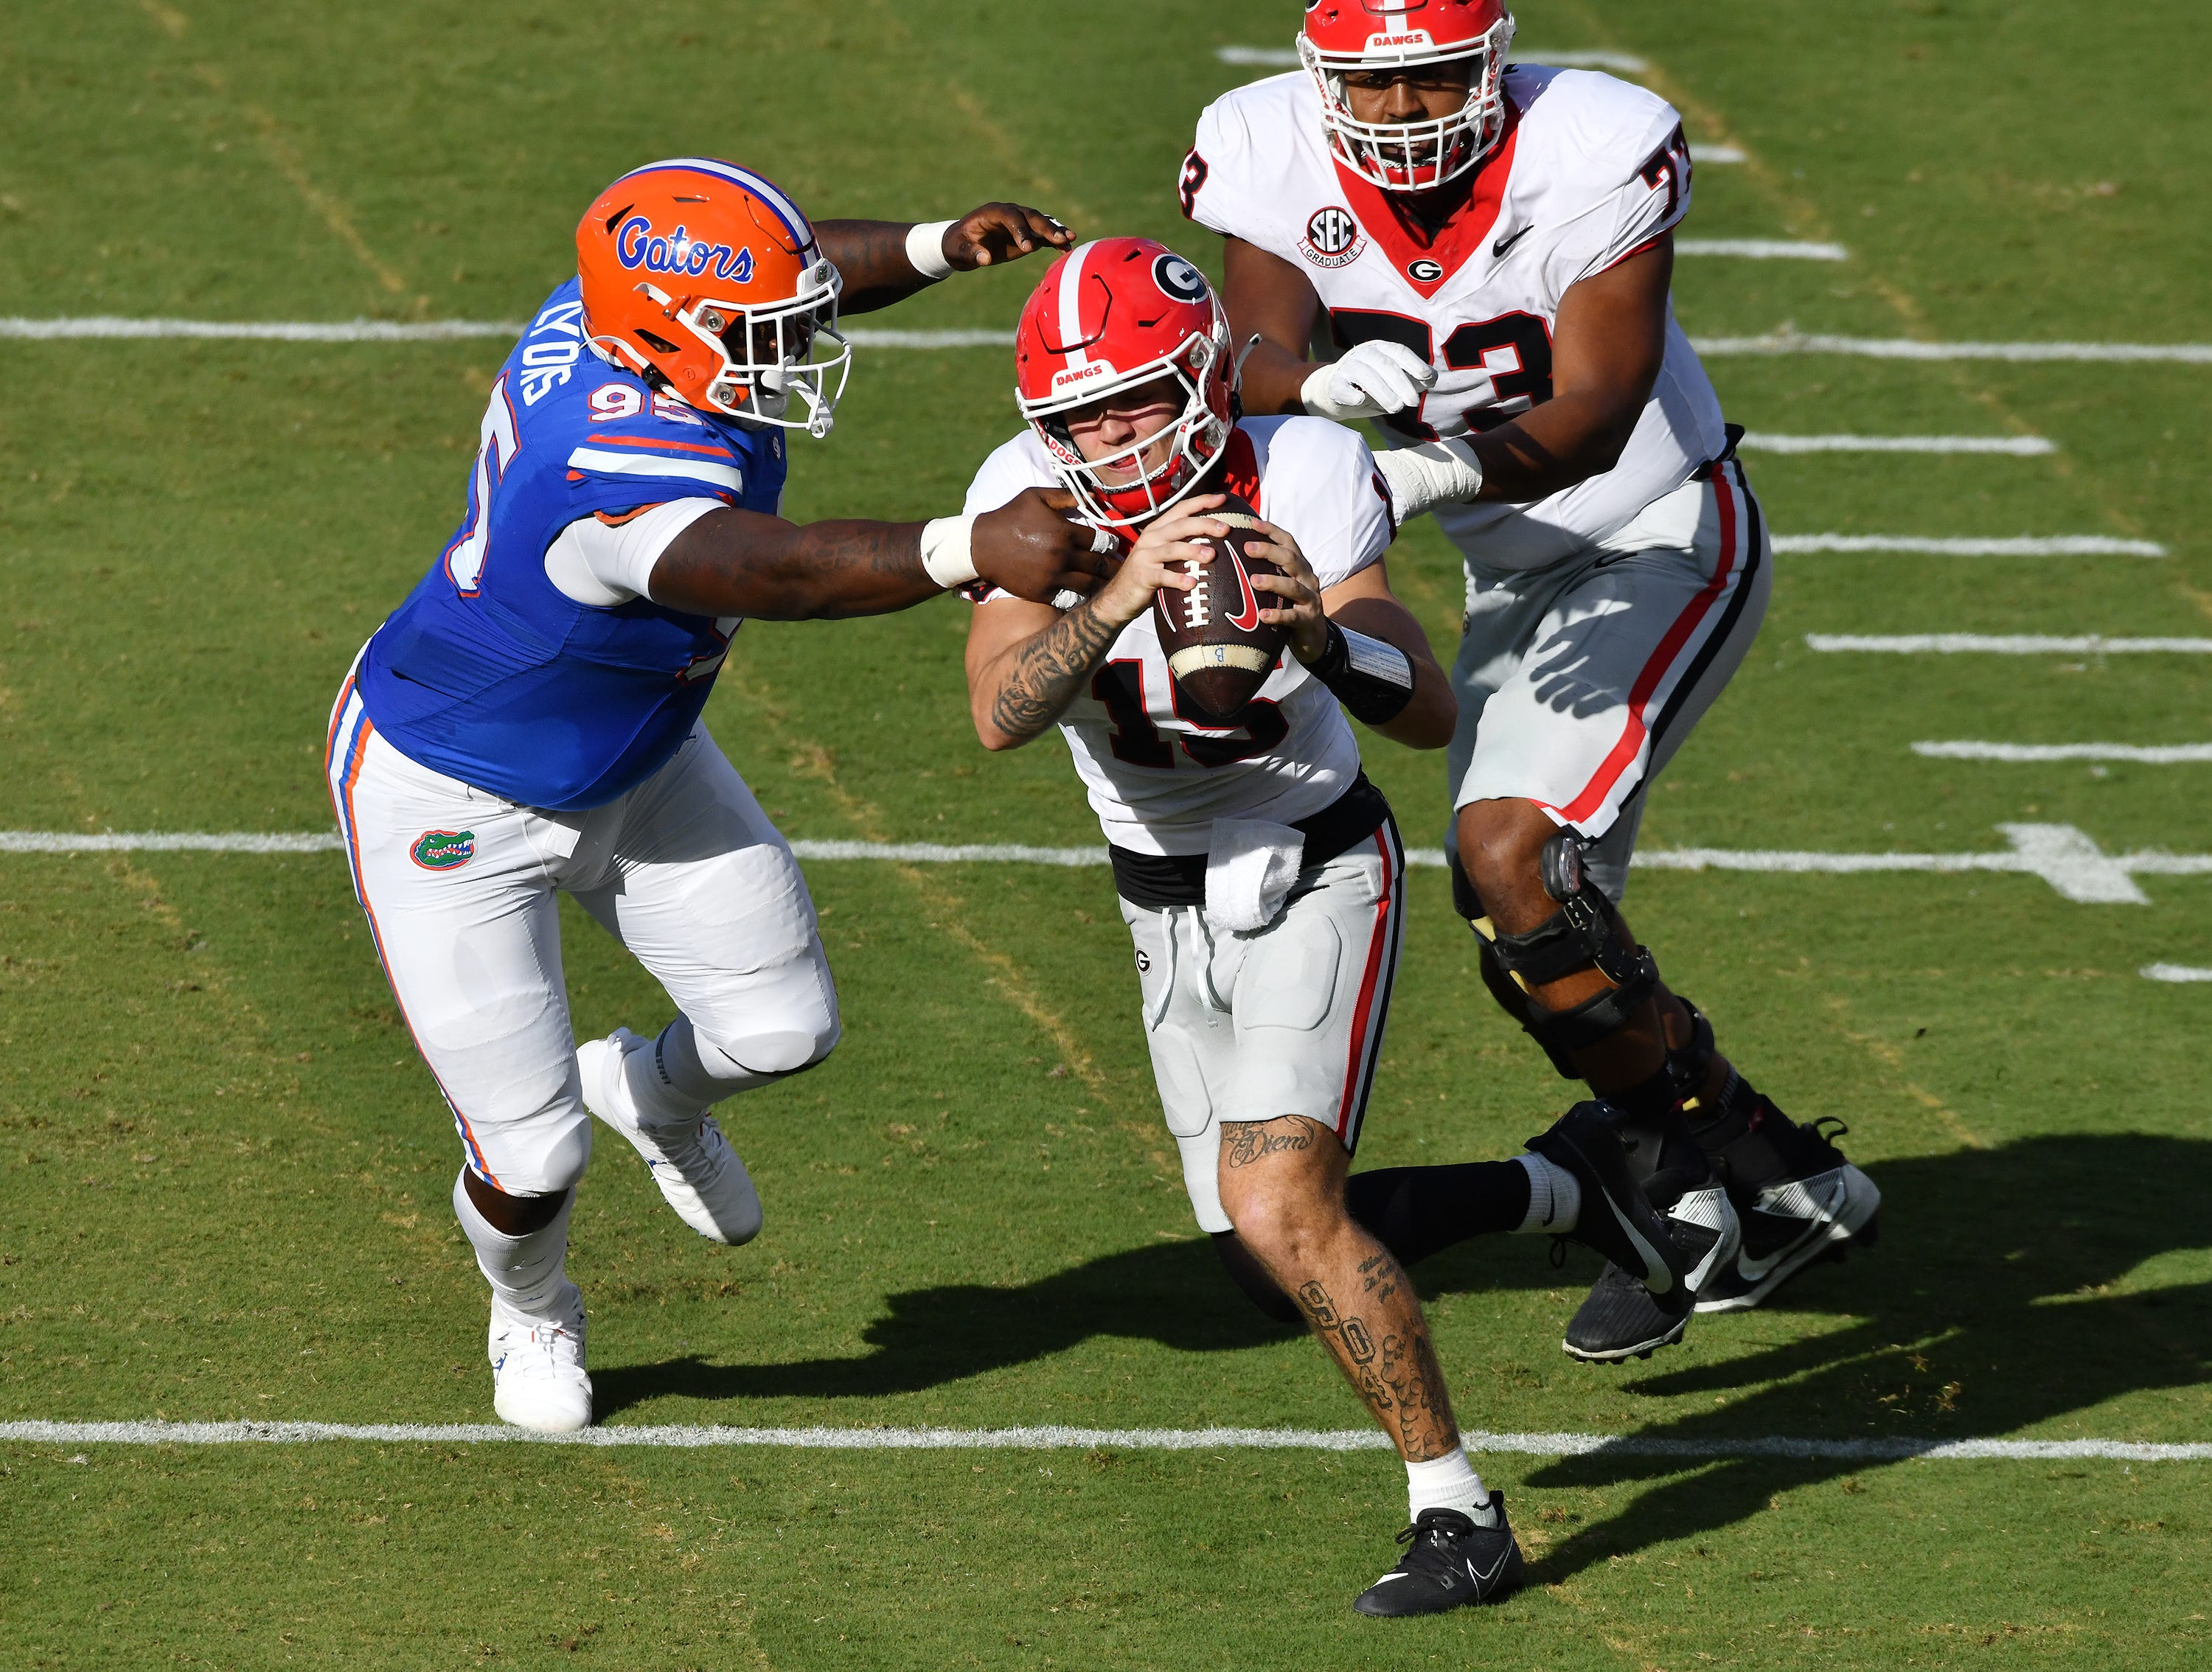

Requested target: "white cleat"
[
  {"left": 578, "top": 1028, "right": 763, "bottom": 1244},
  {"left": 489, "top": 1283, "right": 593, "bottom": 1434}
]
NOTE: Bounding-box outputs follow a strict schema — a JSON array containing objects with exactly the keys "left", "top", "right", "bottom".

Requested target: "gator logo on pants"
[{"left": 410, "top": 829, "right": 476, "bottom": 871}]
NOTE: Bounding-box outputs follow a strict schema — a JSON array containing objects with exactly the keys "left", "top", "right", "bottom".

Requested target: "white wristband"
[
  {"left": 919, "top": 514, "right": 979, "bottom": 588},
  {"left": 905, "top": 220, "right": 957, "bottom": 282},
  {"left": 1373, "top": 437, "right": 1486, "bottom": 520}
]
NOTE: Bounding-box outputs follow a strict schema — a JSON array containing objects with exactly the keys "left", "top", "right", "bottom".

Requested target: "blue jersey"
[{"left": 358, "top": 280, "right": 787, "bottom": 809}]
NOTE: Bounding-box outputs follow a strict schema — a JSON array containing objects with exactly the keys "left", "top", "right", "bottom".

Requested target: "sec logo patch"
[
  {"left": 1298, "top": 205, "right": 1367, "bottom": 271},
  {"left": 410, "top": 829, "right": 476, "bottom": 871}
]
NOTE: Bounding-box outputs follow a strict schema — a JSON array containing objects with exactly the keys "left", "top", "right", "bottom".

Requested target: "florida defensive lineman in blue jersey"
[{"left": 327, "top": 159, "right": 1107, "bottom": 1432}]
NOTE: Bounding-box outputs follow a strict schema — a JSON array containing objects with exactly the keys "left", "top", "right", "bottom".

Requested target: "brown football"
[{"left": 1152, "top": 493, "right": 1286, "bottom": 725}]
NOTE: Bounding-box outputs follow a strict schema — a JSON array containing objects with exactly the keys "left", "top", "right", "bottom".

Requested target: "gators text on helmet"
[{"left": 575, "top": 158, "right": 851, "bottom": 436}]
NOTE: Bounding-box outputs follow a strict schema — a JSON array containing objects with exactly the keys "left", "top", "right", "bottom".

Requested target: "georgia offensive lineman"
[
  {"left": 327, "top": 159, "right": 1106, "bottom": 1432},
  {"left": 1180, "top": 1, "right": 1879, "bottom": 1359},
  {"left": 961, "top": 237, "right": 1697, "bottom": 1617}
]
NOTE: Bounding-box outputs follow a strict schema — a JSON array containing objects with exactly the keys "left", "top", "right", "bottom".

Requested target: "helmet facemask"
[
  {"left": 613, "top": 257, "right": 852, "bottom": 437},
  {"left": 1022, "top": 316, "right": 1234, "bottom": 532},
  {"left": 1299, "top": 15, "right": 1516, "bottom": 192}
]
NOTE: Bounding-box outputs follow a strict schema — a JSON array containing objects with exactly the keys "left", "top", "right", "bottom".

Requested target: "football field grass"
[{"left": 4, "top": 0, "right": 2211, "bottom": 1665}]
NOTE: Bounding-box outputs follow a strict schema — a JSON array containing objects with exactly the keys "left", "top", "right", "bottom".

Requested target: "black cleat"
[
  {"left": 1353, "top": 1497, "right": 1525, "bottom": 1617},
  {"left": 1526, "top": 1101, "right": 1690, "bottom": 1300},
  {"left": 1564, "top": 1185, "right": 1741, "bottom": 1362},
  {"left": 1697, "top": 1112, "right": 1880, "bottom": 1312}
]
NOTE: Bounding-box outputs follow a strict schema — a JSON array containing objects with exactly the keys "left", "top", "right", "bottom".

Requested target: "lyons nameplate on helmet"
[{"left": 1153, "top": 493, "right": 1286, "bottom": 724}]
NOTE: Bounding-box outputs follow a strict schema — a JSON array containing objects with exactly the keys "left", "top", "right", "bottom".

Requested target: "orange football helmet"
[{"left": 575, "top": 158, "right": 851, "bottom": 436}]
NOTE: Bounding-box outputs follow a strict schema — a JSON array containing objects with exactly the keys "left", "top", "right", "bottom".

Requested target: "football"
[{"left": 1152, "top": 492, "right": 1286, "bottom": 724}]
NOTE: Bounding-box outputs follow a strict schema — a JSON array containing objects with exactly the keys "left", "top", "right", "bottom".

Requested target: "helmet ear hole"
[{"left": 636, "top": 329, "right": 681, "bottom": 356}]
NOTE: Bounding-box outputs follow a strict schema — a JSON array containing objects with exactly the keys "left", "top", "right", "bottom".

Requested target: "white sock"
[
  {"left": 451, "top": 1170, "right": 574, "bottom": 1321},
  {"left": 1405, "top": 1446, "right": 1494, "bottom": 1524},
  {"left": 623, "top": 1014, "right": 792, "bottom": 1126},
  {"left": 1514, "top": 1152, "right": 1582, "bottom": 1233}
]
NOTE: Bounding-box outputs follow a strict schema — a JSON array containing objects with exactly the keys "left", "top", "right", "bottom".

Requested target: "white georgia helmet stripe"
[{"left": 1055, "top": 239, "right": 1097, "bottom": 369}]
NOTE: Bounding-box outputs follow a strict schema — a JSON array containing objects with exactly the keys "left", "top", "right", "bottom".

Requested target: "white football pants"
[
  {"left": 1120, "top": 822, "right": 1406, "bottom": 1234},
  {"left": 327, "top": 679, "right": 838, "bottom": 1196},
  {"left": 1447, "top": 459, "right": 1772, "bottom": 902}
]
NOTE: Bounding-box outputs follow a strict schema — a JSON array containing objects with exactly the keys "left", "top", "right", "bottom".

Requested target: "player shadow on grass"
[
  {"left": 589, "top": 1236, "right": 1305, "bottom": 1415},
  {"left": 1513, "top": 1132, "right": 2212, "bottom": 1584}
]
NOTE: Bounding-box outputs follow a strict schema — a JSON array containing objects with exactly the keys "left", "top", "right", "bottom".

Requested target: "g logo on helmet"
[
  {"left": 1407, "top": 257, "right": 1445, "bottom": 282},
  {"left": 1152, "top": 254, "right": 1210, "bottom": 304}
]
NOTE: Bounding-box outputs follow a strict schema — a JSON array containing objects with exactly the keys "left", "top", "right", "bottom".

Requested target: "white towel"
[{"left": 1204, "top": 817, "right": 1305, "bottom": 933}]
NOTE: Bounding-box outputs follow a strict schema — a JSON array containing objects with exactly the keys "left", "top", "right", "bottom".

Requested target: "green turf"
[{"left": 4, "top": 0, "right": 2211, "bottom": 1665}]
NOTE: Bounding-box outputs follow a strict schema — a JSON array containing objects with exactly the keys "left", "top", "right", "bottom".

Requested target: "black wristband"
[{"left": 1307, "top": 620, "right": 1416, "bottom": 725}]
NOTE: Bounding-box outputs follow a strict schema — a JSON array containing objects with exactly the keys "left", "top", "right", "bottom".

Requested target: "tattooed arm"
[{"left": 963, "top": 495, "right": 1228, "bottom": 751}]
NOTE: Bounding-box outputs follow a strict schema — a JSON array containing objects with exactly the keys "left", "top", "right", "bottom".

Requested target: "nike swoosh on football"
[{"left": 1492, "top": 224, "right": 1534, "bottom": 258}]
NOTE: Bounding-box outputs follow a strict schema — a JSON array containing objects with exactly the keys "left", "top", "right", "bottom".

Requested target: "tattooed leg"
[{"left": 1217, "top": 1115, "right": 1462, "bottom": 1463}]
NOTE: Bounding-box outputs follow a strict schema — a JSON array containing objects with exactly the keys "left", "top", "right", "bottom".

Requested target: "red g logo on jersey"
[{"left": 1298, "top": 205, "right": 1368, "bottom": 271}]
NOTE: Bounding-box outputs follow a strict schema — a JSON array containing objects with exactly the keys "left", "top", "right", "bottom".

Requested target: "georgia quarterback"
[
  {"left": 1182, "top": 7, "right": 1879, "bottom": 1369},
  {"left": 328, "top": 159, "right": 1105, "bottom": 1435},
  {"left": 961, "top": 237, "right": 1703, "bottom": 1618}
]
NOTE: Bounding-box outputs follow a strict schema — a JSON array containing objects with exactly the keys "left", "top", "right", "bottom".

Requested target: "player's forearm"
[
  {"left": 1467, "top": 389, "right": 1649, "bottom": 502},
  {"left": 1328, "top": 597, "right": 1455, "bottom": 750},
  {"left": 973, "top": 602, "right": 1124, "bottom": 751},
  {"left": 650, "top": 513, "right": 944, "bottom": 620},
  {"left": 1239, "top": 338, "right": 1319, "bottom": 418},
  {"left": 815, "top": 219, "right": 945, "bottom": 316}
]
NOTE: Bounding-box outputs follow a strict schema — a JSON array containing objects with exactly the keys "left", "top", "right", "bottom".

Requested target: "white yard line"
[
  {"left": 0, "top": 316, "right": 1009, "bottom": 349},
  {"left": 1915, "top": 742, "right": 2212, "bottom": 764},
  {"left": 1696, "top": 144, "right": 1746, "bottom": 164},
  {"left": 1808, "top": 634, "right": 2212, "bottom": 654},
  {"left": 1674, "top": 239, "right": 1849, "bottom": 260},
  {"left": 0, "top": 1418, "right": 2201, "bottom": 1462},
  {"left": 6, "top": 825, "right": 2203, "bottom": 905},
  {"left": 1739, "top": 433, "right": 2053, "bottom": 456},
  {"left": 1774, "top": 534, "right": 2164, "bottom": 557},
  {"left": 2143, "top": 964, "right": 2212, "bottom": 983},
  {"left": 1697, "top": 330, "right": 2212, "bottom": 363},
  {"left": 9, "top": 318, "right": 2212, "bottom": 364}
]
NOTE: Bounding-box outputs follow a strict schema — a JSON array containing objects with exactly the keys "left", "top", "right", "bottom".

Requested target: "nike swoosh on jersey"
[{"left": 1492, "top": 223, "right": 1535, "bottom": 258}]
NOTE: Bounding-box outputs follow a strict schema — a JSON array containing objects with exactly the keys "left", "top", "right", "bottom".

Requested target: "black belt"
[{"left": 1109, "top": 776, "right": 1394, "bottom": 910}]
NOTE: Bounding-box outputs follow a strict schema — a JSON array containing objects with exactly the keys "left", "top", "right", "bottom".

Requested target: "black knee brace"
[{"left": 1467, "top": 834, "right": 1661, "bottom": 1076}]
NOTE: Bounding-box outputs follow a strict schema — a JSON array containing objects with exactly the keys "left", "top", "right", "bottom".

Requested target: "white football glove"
[
  {"left": 1373, "top": 437, "right": 1486, "bottom": 520},
  {"left": 1300, "top": 340, "right": 1438, "bottom": 423}
]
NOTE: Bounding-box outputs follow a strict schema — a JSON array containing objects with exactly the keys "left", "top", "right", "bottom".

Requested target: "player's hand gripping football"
[
  {"left": 941, "top": 203, "right": 1076, "bottom": 271},
  {"left": 1242, "top": 521, "right": 1330, "bottom": 664},
  {"left": 970, "top": 487, "right": 1126, "bottom": 605},
  {"left": 1087, "top": 496, "right": 1234, "bottom": 628}
]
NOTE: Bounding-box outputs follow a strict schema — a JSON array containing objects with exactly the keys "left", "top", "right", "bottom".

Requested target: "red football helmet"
[
  {"left": 575, "top": 158, "right": 850, "bottom": 436},
  {"left": 1299, "top": 0, "right": 1517, "bottom": 192},
  {"left": 1013, "top": 237, "right": 1235, "bottom": 531}
]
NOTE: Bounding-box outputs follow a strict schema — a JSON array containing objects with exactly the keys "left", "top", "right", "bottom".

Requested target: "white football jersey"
[
  {"left": 1183, "top": 66, "right": 1727, "bottom": 572},
  {"left": 964, "top": 417, "right": 1393, "bottom": 855}
]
